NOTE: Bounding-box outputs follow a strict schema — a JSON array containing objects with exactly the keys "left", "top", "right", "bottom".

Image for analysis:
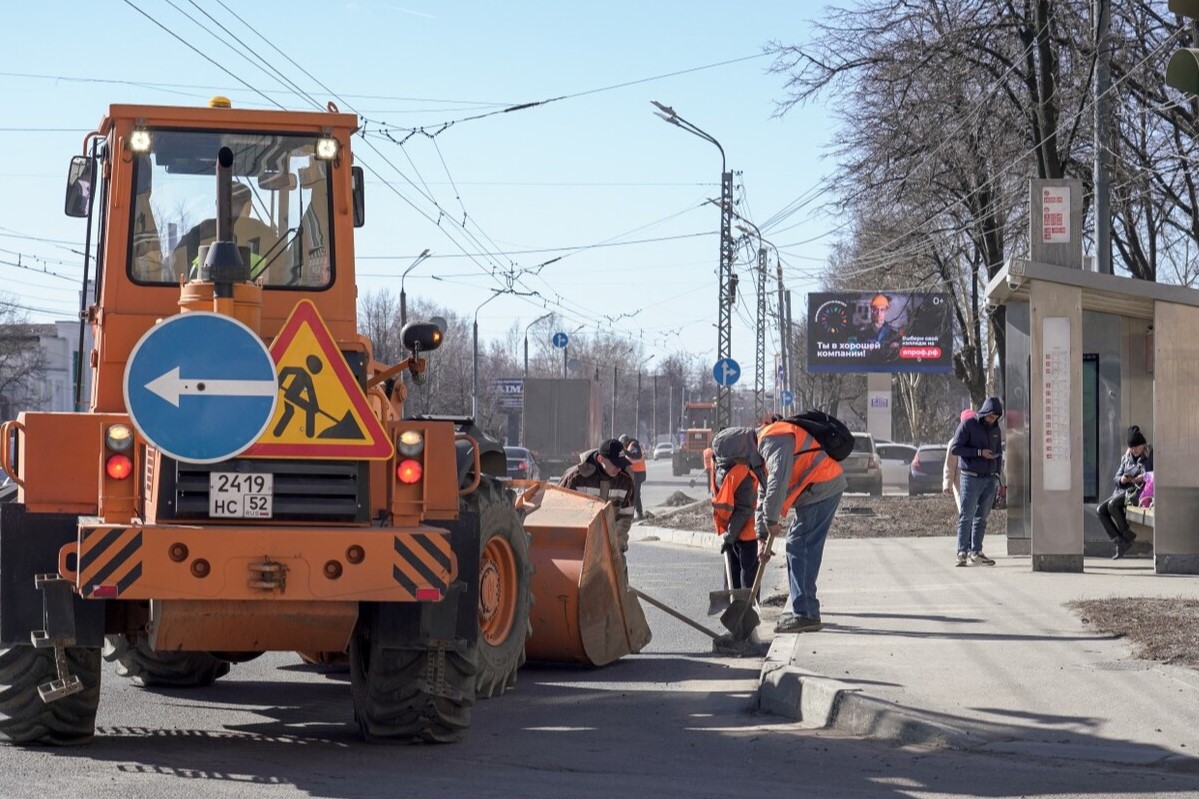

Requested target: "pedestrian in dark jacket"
[
  {"left": 1097, "top": 425, "right": 1152, "bottom": 560},
  {"left": 559, "top": 438, "right": 636, "bottom": 554},
  {"left": 948, "top": 396, "right": 1004, "bottom": 567}
]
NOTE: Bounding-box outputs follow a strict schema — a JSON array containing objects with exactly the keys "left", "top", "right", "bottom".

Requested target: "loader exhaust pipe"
[{"left": 201, "top": 146, "right": 247, "bottom": 298}]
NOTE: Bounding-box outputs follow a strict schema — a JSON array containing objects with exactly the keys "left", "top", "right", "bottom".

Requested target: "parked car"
[
  {"left": 504, "top": 446, "right": 541, "bottom": 481},
  {"left": 843, "top": 433, "right": 883, "bottom": 496},
  {"left": 908, "top": 445, "right": 948, "bottom": 495},
  {"left": 877, "top": 443, "right": 918, "bottom": 490},
  {"left": 652, "top": 442, "right": 675, "bottom": 460}
]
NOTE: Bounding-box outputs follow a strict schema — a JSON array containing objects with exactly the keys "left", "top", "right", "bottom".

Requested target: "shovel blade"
[
  {"left": 707, "top": 587, "right": 751, "bottom": 617},
  {"left": 720, "top": 598, "right": 760, "bottom": 641}
]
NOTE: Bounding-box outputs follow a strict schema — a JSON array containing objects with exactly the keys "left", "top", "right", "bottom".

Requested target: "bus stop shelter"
[{"left": 986, "top": 257, "right": 1199, "bottom": 574}]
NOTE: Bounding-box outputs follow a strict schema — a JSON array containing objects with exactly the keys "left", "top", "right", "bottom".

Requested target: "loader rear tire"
[
  {"left": 350, "top": 620, "right": 475, "bottom": 743},
  {"left": 0, "top": 645, "right": 100, "bottom": 746},
  {"left": 473, "top": 477, "right": 533, "bottom": 699},
  {"left": 103, "top": 634, "right": 230, "bottom": 688}
]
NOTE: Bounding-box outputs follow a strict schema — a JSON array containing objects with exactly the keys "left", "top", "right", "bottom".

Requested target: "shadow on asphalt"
[{"left": 29, "top": 653, "right": 1199, "bottom": 797}]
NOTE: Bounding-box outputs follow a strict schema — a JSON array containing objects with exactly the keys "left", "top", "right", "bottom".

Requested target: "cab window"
[{"left": 127, "top": 129, "right": 334, "bottom": 289}]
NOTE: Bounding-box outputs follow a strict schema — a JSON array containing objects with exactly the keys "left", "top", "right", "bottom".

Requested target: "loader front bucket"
[{"left": 514, "top": 482, "right": 651, "bottom": 666}]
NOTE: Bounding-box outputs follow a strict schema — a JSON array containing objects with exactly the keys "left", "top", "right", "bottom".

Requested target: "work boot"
[
  {"left": 968, "top": 552, "right": 996, "bottom": 566},
  {"left": 774, "top": 613, "right": 822, "bottom": 634},
  {"left": 956, "top": 552, "right": 968, "bottom": 567}
]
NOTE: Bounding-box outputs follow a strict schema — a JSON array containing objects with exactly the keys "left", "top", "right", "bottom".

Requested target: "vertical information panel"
[{"left": 1042, "top": 315, "right": 1072, "bottom": 491}]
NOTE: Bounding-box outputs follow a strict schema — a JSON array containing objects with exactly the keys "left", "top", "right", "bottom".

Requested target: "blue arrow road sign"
[
  {"left": 780, "top": 389, "right": 794, "bottom": 406},
  {"left": 124, "top": 312, "right": 278, "bottom": 464},
  {"left": 552, "top": 331, "right": 569, "bottom": 349},
  {"left": 712, "top": 357, "right": 741, "bottom": 387}
]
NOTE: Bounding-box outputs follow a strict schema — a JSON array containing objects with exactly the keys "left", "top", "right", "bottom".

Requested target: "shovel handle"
[
  {"left": 749, "top": 527, "right": 778, "bottom": 602},
  {"left": 631, "top": 588, "right": 720, "bottom": 639}
]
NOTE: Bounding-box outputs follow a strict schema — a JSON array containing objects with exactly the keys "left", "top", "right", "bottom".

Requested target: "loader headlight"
[
  {"left": 129, "top": 128, "right": 152, "bottom": 153},
  {"left": 105, "top": 424, "right": 134, "bottom": 453},
  {"left": 397, "top": 430, "right": 424, "bottom": 457},
  {"left": 315, "top": 136, "right": 339, "bottom": 161}
]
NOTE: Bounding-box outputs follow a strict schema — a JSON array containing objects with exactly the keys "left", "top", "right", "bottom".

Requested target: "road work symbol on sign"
[{"left": 243, "top": 300, "right": 393, "bottom": 460}]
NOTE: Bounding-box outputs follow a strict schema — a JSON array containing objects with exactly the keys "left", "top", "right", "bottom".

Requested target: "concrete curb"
[
  {"left": 634, "top": 519, "right": 985, "bottom": 749},
  {"left": 757, "top": 634, "right": 985, "bottom": 749},
  {"left": 629, "top": 521, "right": 719, "bottom": 551}
]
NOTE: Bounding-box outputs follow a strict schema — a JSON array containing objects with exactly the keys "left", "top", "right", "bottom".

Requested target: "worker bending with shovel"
[{"left": 710, "top": 446, "right": 762, "bottom": 593}]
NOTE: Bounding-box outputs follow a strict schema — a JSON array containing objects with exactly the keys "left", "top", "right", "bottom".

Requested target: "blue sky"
[{"left": 1, "top": 1, "right": 837, "bottom": 385}]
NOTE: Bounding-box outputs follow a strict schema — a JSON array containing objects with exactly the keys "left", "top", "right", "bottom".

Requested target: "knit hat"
[
  {"left": 596, "top": 438, "right": 631, "bottom": 470},
  {"left": 1127, "top": 426, "right": 1147, "bottom": 448}
]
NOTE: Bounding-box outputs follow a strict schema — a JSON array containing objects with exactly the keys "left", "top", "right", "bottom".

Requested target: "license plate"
[{"left": 209, "top": 472, "right": 273, "bottom": 519}]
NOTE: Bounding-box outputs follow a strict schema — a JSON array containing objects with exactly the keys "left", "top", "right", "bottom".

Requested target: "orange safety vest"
[
  {"left": 629, "top": 453, "right": 647, "bottom": 474},
  {"left": 757, "top": 421, "right": 843, "bottom": 516},
  {"left": 710, "top": 462, "right": 758, "bottom": 542}
]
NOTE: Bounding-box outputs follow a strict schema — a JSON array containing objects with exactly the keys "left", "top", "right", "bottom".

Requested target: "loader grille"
[{"left": 155, "top": 457, "right": 369, "bottom": 523}]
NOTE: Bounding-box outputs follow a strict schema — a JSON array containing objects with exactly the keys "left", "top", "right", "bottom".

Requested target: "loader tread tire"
[
  {"left": 473, "top": 477, "right": 534, "bottom": 699},
  {"left": 103, "top": 634, "right": 231, "bottom": 688},
  {"left": 350, "top": 626, "right": 476, "bottom": 744},
  {"left": 0, "top": 645, "right": 100, "bottom": 746}
]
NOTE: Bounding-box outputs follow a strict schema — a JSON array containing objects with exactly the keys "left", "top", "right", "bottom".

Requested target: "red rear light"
[
  {"left": 911, "top": 453, "right": 922, "bottom": 468},
  {"left": 105, "top": 454, "right": 132, "bottom": 480},
  {"left": 396, "top": 458, "right": 423, "bottom": 484},
  {"left": 415, "top": 587, "right": 441, "bottom": 601}
]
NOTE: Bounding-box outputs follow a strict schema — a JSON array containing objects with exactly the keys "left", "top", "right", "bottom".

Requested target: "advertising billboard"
[{"left": 807, "top": 291, "right": 953, "bottom": 373}]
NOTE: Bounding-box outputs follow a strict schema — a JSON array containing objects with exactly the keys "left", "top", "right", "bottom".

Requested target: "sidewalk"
[{"left": 630, "top": 523, "right": 1199, "bottom": 770}]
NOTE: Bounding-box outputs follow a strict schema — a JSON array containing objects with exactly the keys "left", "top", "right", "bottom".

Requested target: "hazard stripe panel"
[
  {"left": 392, "top": 533, "right": 456, "bottom": 599},
  {"left": 79, "top": 528, "right": 144, "bottom": 599},
  {"left": 70, "top": 524, "right": 457, "bottom": 603}
]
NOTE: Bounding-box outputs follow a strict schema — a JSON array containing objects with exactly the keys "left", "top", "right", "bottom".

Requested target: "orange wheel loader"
[{"left": 0, "top": 99, "right": 535, "bottom": 744}]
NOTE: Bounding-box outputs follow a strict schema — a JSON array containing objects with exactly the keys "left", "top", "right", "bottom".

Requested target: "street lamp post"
[
  {"left": 399, "top": 248, "right": 431, "bottom": 327},
  {"left": 523, "top": 312, "right": 553, "bottom": 378},
  {"left": 472, "top": 291, "right": 503, "bottom": 419},
  {"left": 652, "top": 100, "right": 735, "bottom": 431}
]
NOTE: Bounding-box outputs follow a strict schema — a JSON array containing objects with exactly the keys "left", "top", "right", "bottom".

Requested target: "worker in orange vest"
[
  {"left": 702, "top": 446, "right": 716, "bottom": 496},
  {"left": 756, "top": 417, "right": 846, "bottom": 635},
  {"left": 620, "top": 434, "right": 647, "bottom": 520},
  {"left": 710, "top": 456, "right": 760, "bottom": 592}
]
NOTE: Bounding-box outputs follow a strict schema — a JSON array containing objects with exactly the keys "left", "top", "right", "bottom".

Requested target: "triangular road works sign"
[{"left": 243, "top": 300, "right": 393, "bottom": 460}]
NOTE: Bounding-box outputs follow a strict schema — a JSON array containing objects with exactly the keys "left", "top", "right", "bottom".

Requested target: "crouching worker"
[
  {"left": 711, "top": 455, "right": 760, "bottom": 593},
  {"left": 559, "top": 438, "right": 637, "bottom": 555}
]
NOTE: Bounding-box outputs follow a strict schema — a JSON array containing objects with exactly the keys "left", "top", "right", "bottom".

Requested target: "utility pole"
[
  {"left": 1094, "top": 0, "right": 1112, "bottom": 274},
  {"left": 668, "top": 382, "right": 675, "bottom": 442},
  {"left": 755, "top": 246, "right": 767, "bottom": 422},
  {"left": 776, "top": 263, "right": 789, "bottom": 411},
  {"left": 611, "top": 364, "right": 618, "bottom": 438},
  {"left": 650, "top": 101, "right": 734, "bottom": 431},
  {"left": 785, "top": 290, "right": 795, "bottom": 408},
  {"left": 716, "top": 169, "right": 735, "bottom": 430},
  {"left": 636, "top": 371, "right": 643, "bottom": 439},
  {"left": 652, "top": 374, "right": 658, "bottom": 443}
]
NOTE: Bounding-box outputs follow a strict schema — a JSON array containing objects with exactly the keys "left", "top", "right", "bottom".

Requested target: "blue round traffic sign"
[
  {"left": 552, "top": 332, "right": 569, "bottom": 349},
  {"left": 123, "top": 313, "right": 278, "bottom": 464},
  {"left": 712, "top": 357, "right": 741, "bottom": 387},
  {"left": 780, "top": 389, "right": 794, "bottom": 406}
]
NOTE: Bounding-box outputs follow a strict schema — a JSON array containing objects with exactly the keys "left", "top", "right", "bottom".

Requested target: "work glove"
[{"left": 719, "top": 531, "right": 737, "bottom": 554}]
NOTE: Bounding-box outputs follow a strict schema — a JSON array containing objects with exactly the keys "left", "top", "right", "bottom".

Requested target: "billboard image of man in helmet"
[{"left": 854, "top": 293, "right": 903, "bottom": 360}]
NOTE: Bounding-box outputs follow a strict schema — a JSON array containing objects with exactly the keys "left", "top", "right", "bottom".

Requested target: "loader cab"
[{"left": 66, "top": 102, "right": 364, "bottom": 413}]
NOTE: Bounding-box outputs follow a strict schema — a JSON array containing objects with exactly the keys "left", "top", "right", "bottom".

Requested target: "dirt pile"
[{"left": 651, "top": 492, "right": 1006, "bottom": 539}]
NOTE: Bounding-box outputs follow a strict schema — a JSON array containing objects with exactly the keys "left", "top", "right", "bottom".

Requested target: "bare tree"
[{"left": 0, "top": 296, "right": 48, "bottom": 420}]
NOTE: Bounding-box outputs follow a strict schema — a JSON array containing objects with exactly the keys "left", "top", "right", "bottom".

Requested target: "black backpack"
[{"left": 783, "top": 410, "right": 854, "bottom": 462}]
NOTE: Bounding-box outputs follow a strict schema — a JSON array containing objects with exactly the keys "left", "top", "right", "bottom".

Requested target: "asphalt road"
[{"left": 3, "top": 463, "right": 1196, "bottom": 796}]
